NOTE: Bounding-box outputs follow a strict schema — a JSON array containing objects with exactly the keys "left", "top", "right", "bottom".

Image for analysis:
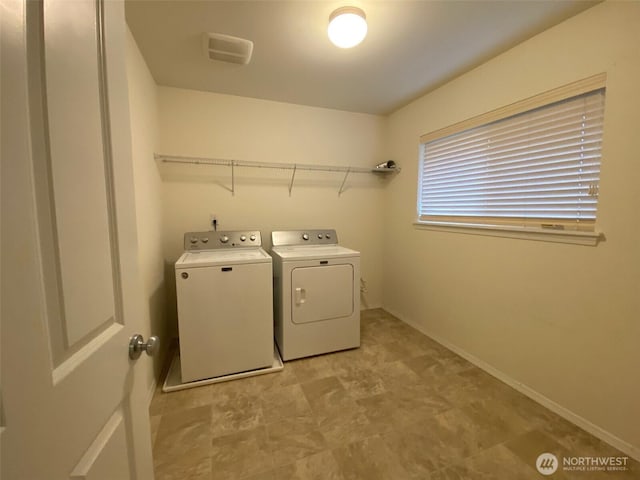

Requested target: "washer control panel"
[
  {"left": 271, "top": 229, "right": 338, "bottom": 247},
  {"left": 184, "top": 230, "right": 262, "bottom": 250}
]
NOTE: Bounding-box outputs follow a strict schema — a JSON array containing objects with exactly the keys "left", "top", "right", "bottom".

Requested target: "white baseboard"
[{"left": 384, "top": 307, "right": 640, "bottom": 462}]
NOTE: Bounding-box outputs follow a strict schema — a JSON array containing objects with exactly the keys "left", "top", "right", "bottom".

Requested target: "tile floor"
[{"left": 149, "top": 309, "right": 638, "bottom": 479}]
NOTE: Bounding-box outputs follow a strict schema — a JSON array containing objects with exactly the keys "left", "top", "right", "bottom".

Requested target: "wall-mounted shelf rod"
[
  {"left": 155, "top": 154, "right": 400, "bottom": 174},
  {"left": 154, "top": 153, "right": 400, "bottom": 195}
]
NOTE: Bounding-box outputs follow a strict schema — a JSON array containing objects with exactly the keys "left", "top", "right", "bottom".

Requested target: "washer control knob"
[
  {"left": 220, "top": 235, "right": 229, "bottom": 243},
  {"left": 317, "top": 234, "right": 323, "bottom": 239},
  {"left": 302, "top": 233, "right": 309, "bottom": 241},
  {"left": 325, "top": 233, "right": 331, "bottom": 239},
  {"left": 201, "top": 237, "right": 209, "bottom": 243},
  {"left": 190, "top": 237, "right": 198, "bottom": 244},
  {"left": 249, "top": 235, "right": 256, "bottom": 241},
  {"left": 240, "top": 235, "right": 247, "bottom": 242}
]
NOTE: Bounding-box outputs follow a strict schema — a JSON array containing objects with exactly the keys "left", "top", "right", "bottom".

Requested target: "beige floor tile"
[
  {"left": 332, "top": 435, "right": 411, "bottom": 480},
  {"left": 261, "top": 383, "right": 314, "bottom": 424},
  {"left": 504, "top": 429, "right": 574, "bottom": 479},
  {"left": 378, "top": 339, "right": 431, "bottom": 362},
  {"left": 331, "top": 343, "right": 387, "bottom": 368},
  {"left": 375, "top": 358, "right": 423, "bottom": 391},
  {"left": 425, "top": 373, "right": 485, "bottom": 407},
  {"left": 289, "top": 354, "right": 340, "bottom": 383},
  {"left": 336, "top": 368, "right": 386, "bottom": 400},
  {"left": 253, "top": 367, "right": 300, "bottom": 391},
  {"left": 207, "top": 367, "right": 298, "bottom": 402},
  {"left": 403, "top": 354, "right": 448, "bottom": 380},
  {"left": 210, "top": 390, "right": 264, "bottom": 438},
  {"left": 209, "top": 374, "right": 274, "bottom": 399},
  {"left": 381, "top": 421, "right": 447, "bottom": 477},
  {"left": 360, "top": 323, "right": 413, "bottom": 346},
  {"left": 432, "top": 443, "right": 539, "bottom": 480},
  {"left": 241, "top": 469, "right": 283, "bottom": 480},
  {"left": 150, "top": 309, "right": 635, "bottom": 480},
  {"left": 457, "top": 368, "right": 515, "bottom": 396},
  {"left": 154, "top": 405, "right": 212, "bottom": 460},
  {"left": 537, "top": 419, "right": 640, "bottom": 478},
  {"left": 266, "top": 417, "right": 328, "bottom": 468},
  {"left": 161, "top": 384, "right": 214, "bottom": 414},
  {"left": 459, "top": 399, "right": 535, "bottom": 448},
  {"left": 381, "top": 408, "right": 488, "bottom": 476},
  {"left": 541, "top": 416, "right": 622, "bottom": 457},
  {"left": 496, "top": 389, "right": 567, "bottom": 429},
  {"left": 153, "top": 406, "right": 212, "bottom": 480},
  {"left": 436, "top": 353, "right": 476, "bottom": 374},
  {"left": 268, "top": 450, "right": 347, "bottom": 480},
  {"left": 356, "top": 385, "right": 451, "bottom": 433},
  {"left": 360, "top": 308, "right": 387, "bottom": 320},
  {"left": 301, "top": 376, "right": 354, "bottom": 413},
  {"left": 210, "top": 426, "right": 274, "bottom": 480},
  {"left": 154, "top": 451, "right": 211, "bottom": 480},
  {"left": 315, "top": 404, "right": 379, "bottom": 448}
]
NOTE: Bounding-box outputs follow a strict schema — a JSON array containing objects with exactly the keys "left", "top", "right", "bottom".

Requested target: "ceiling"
[{"left": 125, "top": 1, "right": 598, "bottom": 116}]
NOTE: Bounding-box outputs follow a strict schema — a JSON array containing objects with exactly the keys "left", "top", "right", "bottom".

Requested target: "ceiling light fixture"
[{"left": 328, "top": 7, "right": 367, "bottom": 49}]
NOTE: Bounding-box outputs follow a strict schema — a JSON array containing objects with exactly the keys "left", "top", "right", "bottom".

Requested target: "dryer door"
[{"left": 291, "top": 264, "right": 354, "bottom": 324}]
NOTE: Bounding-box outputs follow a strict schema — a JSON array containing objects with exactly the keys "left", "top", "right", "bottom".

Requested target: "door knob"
[{"left": 129, "top": 334, "right": 159, "bottom": 360}]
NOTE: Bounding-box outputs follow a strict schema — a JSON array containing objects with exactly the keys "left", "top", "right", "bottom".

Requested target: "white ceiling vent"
[{"left": 203, "top": 33, "right": 253, "bottom": 65}]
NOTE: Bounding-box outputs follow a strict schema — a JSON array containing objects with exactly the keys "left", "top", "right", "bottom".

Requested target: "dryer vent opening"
[{"left": 203, "top": 33, "right": 253, "bottom": 65}]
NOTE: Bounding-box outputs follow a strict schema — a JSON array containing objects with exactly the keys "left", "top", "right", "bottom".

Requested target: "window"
[{"left": 417, "top": 75, "right": 606, "bottom": 237}]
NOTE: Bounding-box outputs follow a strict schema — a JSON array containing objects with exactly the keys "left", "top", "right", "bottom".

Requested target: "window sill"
[{"left": 413, "top": 221, "right": 603, "bottom": 246}]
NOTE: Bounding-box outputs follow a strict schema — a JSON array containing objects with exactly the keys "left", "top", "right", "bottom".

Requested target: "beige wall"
[
  {"left": 384, "top": 1, "right": 640, "bottom": 456},
  {"left": 157, "top": 87, "right": 390, "bottom": 335},
  {"left": 126, "top": 29, "right": 167, "bottom": 386}
]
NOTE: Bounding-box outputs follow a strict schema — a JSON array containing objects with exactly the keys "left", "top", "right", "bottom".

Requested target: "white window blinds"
[{"left": 418, "top": 88, "right": 605, "bottom": 231}]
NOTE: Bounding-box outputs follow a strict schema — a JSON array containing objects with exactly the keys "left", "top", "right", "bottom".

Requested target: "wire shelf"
[{"left": 155, "top": 153, "right": 399, "bottom": 196}]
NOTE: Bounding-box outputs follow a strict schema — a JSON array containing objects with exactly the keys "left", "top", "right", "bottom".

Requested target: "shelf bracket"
[
  {"left": 338, "top": 167, "right": 351, "bottom": 196},
  {"left": 288, "top": 164, "right": 297, "bottom": 196},
  {"left": 231, "top": 161, "right": 235, "bottom": 196}
]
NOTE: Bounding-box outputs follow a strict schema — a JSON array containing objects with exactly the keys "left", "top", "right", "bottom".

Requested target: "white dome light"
[{"left": 328, "top": 7, "right": 367, "bottom": 49}]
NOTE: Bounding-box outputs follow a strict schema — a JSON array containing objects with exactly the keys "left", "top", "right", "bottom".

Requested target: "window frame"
[{"left": 415, "top": 74, "right": 606, "bottom": 246}]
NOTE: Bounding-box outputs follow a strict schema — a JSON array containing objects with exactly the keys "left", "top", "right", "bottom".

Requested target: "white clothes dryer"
[
  {"left": 175, "top": 230, "right": 273, "bottom": 382},
  {"left": 271, "top": 230, "right": 360, "bottom": 361}
]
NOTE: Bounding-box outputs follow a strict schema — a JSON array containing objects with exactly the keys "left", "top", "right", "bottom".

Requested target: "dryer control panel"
[
  {"left": 271, "top": 230, "right": 338, "bottom": 247},
  {"left": 183, "top": 230, "right": 262, "bottom": 250}
]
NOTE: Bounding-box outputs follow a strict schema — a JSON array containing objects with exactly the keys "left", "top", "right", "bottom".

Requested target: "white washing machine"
[
  {"left": 271, "top": 229, "right": 360, "bottom": 361},
  {"left": 175, "top": 230, "right": 273, "bottom": 383}
]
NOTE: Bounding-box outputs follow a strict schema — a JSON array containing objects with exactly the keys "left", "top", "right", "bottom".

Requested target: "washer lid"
[
  {"left": 270, "top": 245, "right": 359, "bottom": 261},
  {"left": 175, "top": 248, "right": 271, "bottom": 268}
]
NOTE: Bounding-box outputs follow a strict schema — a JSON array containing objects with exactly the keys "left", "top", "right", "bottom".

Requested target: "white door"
[
  {"left": 1, "top": 1, "right": 155, "bottom": 478},
  {"left": 291, "top": 264, "right": 354, "bottom": 324}
]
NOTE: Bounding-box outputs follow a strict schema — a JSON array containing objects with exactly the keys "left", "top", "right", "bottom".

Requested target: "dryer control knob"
[
  {"left": 302, "top": 233, "right": 309, "bottom": 241},
  {"left": 190, "top": 237, "right": 198, "bottom": 244},
  {"left": 201, "top": 237, "right": 209, "bottom": 243},
  {"left": 249, "top": 235, "right": 256, "bottom": 241},
  {"left": 240, "top": 235, "right": 247, "bottom": 242},
  {"left": 317, "top": 234, "right": 323, "bottom": 239},
  {"left": 325, "top": 234, "right": 331, "bottom": 239},
  {"left": 220, "top": 235, "right": 229, "bottom": 243}
]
